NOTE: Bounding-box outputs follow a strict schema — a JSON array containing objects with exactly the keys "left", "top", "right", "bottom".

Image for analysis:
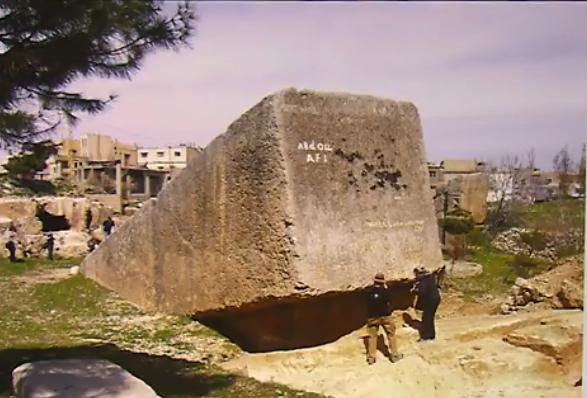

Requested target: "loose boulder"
[
  {"left": 82, "top": 88, "right": 443, "bottom": 351},
  {"left": 12, "top": 359, "right": 160, "bottom": 398}
]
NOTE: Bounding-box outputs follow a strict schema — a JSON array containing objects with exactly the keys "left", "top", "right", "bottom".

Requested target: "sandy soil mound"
[
  {"left": 502, "top": 255, "right": 584, "bottom": 313},
  {"left": 222, "top": 310, "right": 582, "bottom": 398}
]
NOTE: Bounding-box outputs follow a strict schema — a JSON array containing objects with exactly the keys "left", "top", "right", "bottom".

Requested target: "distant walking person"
[
  {"left": 87, "top": 238, "right": 97, "bottom": 254},
  {"left": 412, "top": 266, "right": 441, "bottom": 342},
  {"left": 102, "top": 217, "right": 115, "bottom": 240},
  {"left": 4, "top": 233, "right": 17, "bottom": 263},
  {"left": 365, "top": 273, "right": 403, "bottom": 365},
  {"left": 85, "top": 208, "right": 93, "bottom": 231},
  {"left": 42, "top": 233, "right": 55, "bottom": 260}
]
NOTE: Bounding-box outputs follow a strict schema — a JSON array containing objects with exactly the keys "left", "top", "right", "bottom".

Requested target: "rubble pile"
[
  {"left": 492, "top": 227, "right": 583, "bottom": 261},
  {"left": 501, "top": 255, "right": 584, "bottom": 313}
]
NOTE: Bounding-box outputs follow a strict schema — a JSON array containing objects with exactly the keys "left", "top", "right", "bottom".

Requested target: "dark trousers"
[
  {"left": 420, "top": 298, "right": 440, "bottom": 340},
  {"left": 6, "top": 243, "right": 16, "bottom": 263}
]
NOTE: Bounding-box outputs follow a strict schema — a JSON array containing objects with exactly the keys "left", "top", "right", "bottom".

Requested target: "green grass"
[
  {"left": 0, "top": 258, "right": 328, "bottom": 398},
  {"left": 522, "top": 198, "right": 585, "bottom": 227},
  {"left": 0, "top": 256, "right": 79, "bottom": 277},
  {"left": 449, "top": 247, "right": 549, "bottom": 303},
  {"left": 31, "top": 274, "right": 109, "bottom": 315}
]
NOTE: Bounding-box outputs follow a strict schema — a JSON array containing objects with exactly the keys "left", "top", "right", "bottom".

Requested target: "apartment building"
[
  {"left": 42, "top": 133, "right": 137, "bottom": 181},
  {"left": 137, "top": 144, "right": 203, "bottom": 172},
  {"left": 79, "top": 133, "right": 137, "bottom": 167},
  {"left": 439, "top": 159, "right": 486, "bottom": 182}
]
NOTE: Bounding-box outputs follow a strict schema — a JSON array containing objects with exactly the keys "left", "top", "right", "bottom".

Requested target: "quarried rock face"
[{"left": 81, "top": 88, "right": 443, "bottom": 351}]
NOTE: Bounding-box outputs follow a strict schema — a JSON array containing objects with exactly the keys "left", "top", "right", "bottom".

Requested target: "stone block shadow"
[
  {"left": 0, "top": 343, "right": 235, "bottom": 397},
  {"left": 402, "top": 312, "right": 423, "bottom": 338}
]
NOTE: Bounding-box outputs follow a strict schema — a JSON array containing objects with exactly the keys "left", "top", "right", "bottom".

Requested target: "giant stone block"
[{"left": 81, "top": 88, "right": 443, "bottom": 351}]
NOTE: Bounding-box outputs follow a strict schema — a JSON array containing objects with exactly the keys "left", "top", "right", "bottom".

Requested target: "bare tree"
[
  {"left": 483, "top": 154, "right": 527, "bottom": 231},
  {"left": 553, "top": 146, "right": 574, "bottom": 197},
  {"left": 526, "top": 148, "right": 536, "bottom": 171},
  {"left": 578, "top": 143, "right": 586, "bottom": 196},
  {"left": 524, "top": 147, "right": 538, "bottom": 200}
]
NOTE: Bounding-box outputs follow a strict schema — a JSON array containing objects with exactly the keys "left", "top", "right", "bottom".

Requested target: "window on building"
[
  {"left": 429, "top": 171, "right": 437, "bottom": 178},
  {"left": 174, "top": 151, "right": 181, "bottom": 157},
  {"left": 157, "top": 166, "right": 164, "bottom": 170},
  {"left": 140, "top": 152, "right": 148, "bottom": 158},
  {"left": 156, "top": 151, "right": 164, "bottom": 157}
]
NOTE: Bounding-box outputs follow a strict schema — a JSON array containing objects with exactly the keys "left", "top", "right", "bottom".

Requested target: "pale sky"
[{"left": 17, "top": 2, "right": 587, "bottom": 169}]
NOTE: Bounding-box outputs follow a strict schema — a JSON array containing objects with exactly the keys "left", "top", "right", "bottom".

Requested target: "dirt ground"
[
  {"left": 3, "top": 258, "right": 582, "bottom": 398},
  {"left": 220, "top": 258, "right": 584, "bottom": 398},
  {"left": 222, "top": 307, "right": 582, "bottom": 398}
]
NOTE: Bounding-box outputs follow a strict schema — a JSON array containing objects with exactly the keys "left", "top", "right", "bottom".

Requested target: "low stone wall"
[{"left": 492, "top": 227, "right": 584, "bottom": 261}]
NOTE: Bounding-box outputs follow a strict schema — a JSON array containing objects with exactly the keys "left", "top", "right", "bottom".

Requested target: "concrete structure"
[
  {"left": 429, "top": 161, "right": 489, "bottom": 223},
  {"left": 427, "top": 162, "right": 444, "bottom": 188},
  {"left": 39, "top": 133, "right": 138, "bottom": 182},
  {"left": 137, "top": 145, "right": 202, "bottom": 172},
  {"left": 440, "top": 159, "right": 486, "bottom": 182},
  {"left": 79, "top": 133, "right": 137, "bottom": 167},
  {"left": 81, "top": 88, "right": 443, "bottom": 352},
  {"left": 81, "top": 161, "right": 167, "bottom": 212}
]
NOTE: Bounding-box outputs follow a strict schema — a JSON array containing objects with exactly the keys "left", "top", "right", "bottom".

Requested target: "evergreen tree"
[
  {"left": 3, "top": 140, "right": 57, "bottom": 180},
  {"left": 0, "top": 0, "right": 195, "bottom": 148}
]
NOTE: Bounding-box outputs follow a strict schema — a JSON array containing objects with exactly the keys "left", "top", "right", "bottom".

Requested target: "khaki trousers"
[{"left": 366, "top": 315, "right": 399, "bottom": 359}]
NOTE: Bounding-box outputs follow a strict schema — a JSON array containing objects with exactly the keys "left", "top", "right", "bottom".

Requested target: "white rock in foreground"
[{"left": 12, "top": 359, "right": 161, "bottom": 398}]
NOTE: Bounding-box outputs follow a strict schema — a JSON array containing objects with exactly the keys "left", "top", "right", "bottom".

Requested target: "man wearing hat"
[{"left": 365, "top": 272, "right": 403, "bottom": 365}]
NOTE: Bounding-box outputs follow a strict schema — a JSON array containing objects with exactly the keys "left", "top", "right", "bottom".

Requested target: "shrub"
[
  {"left": 504, "top": 254, "right": 542, "bottom": 282},
  {"left": 465, "top": 227, "right": 492, "bottom": 249},
  {"left": 518, "top": 230, "right": 548, "bottom": 256}
]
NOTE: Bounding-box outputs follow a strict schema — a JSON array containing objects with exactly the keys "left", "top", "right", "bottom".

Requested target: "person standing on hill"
[
  {"left": 411, "top": 266, "right": 441, "bottom": 342},
  {"left": 102, "top": 217, "right": 115, "bottom": 239},
  {"left": 43, "top": 232, "right": 55, "bottom": 260},
  {"left": 365, "top": 272, "right": 403, "bottom": 365},
  {"left": 4, "top": 232, "right": 17, "bottom": 263},
  {"left": 85, "top": 208, "right": 93, "bottom": 231}
]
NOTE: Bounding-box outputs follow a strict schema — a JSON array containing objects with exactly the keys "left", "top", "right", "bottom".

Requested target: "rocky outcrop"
[
  {"left": 501, "top": 256, "right": 584, "bottom": 313},
  {"left": 0, "top": 197, "right": 119, "bottom": 259},
  {"left": 493, "top": 227, "right": 583, "bottom": 261},
  {"left": 503, "top": 315, "right": 583, "bottom": 386},
  {"left": 0, "top": 196, "right": 113, "bottom": 232},
  {"left": 82, "top": 88, "right": 443, "bottom": 352}
]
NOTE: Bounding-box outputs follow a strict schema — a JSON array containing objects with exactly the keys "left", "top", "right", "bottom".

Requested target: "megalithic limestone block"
[{"left": 81, "top": 88, "right": 443, "bottom": 352}]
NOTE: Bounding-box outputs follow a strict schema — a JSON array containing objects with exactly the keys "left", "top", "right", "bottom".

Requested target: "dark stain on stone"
[
  {"left": 363, "top": 163, "right": 375, "bottom": 173},
  {"left": 346, "top": 171, "right": 358, "bottom": 186},
  {"left": 334, "top": 148, "right": 364, "bottom": 163}
]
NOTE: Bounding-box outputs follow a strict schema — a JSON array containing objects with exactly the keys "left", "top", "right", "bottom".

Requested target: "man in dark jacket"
[
  {"left": 411, "top": 266, "right": 441, "bottom": 341},
  {"left": 4, "top": 235, "right": 16, "bottom": 263},
  {"left": 42, "top": 233, "right": 55, "bottom": 260},
  {"left": 365, "top": 272, "right": 403, "bottom": 365},
  {"left": 102, "top": 217, "right": 115, "bottom": 239},
  {"left": 85, "top": 208, "right": 93, "bottom": 231}
]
